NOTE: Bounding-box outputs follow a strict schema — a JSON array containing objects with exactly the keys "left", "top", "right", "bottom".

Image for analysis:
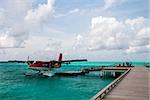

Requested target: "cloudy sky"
[{"left": 0, "top": 0, "right": 149, "bottom": 61}]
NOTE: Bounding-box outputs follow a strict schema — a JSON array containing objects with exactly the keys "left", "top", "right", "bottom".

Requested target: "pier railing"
[{"left": 91, "top": 68, "right": 131, "bottom": 100}]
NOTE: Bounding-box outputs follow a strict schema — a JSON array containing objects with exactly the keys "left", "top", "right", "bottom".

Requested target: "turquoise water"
[{"left": 0, "top": 62, "right": 149, "bottom": 100}]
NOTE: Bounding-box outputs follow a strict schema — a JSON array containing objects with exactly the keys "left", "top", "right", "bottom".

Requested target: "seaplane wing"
[{"left": 61, "top": 59, "right": 87, "bottom": 63}]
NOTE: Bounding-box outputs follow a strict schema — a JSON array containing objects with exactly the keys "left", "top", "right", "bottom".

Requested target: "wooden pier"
[
  {"left": 91, "top": 67, "right": 149, "bottom": 100},
  {"left": 81, "top": 67, "right": 130, "bottom": 72},
  {"left": 55, "top": 71, "right": 86, "bottom": 76}
]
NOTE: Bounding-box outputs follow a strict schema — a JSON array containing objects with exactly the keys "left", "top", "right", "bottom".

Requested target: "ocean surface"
[{"left": 0, "top": 62, "right": 149, "bottom": 100}]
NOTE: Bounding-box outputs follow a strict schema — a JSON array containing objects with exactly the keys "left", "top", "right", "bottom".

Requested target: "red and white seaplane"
[{"left": 25, "top": 53, "right": 87, "bottom": 77}]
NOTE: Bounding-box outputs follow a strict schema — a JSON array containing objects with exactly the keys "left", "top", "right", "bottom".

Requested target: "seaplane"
[{"left": 25, "top": 53, "right": 87, "bottom": 77}]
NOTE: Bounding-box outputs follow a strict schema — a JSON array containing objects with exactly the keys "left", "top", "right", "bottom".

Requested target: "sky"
[{"left": 0, "top": 0, "right": 149, "bottom": 62}]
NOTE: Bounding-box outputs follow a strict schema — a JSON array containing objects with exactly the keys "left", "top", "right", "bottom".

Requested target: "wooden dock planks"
[{"left": 103, "top": 67, "right": 149, "bottom": 100}]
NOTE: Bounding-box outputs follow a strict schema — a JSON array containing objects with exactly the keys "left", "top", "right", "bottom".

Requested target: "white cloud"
[
  {"left": 0, "top": 8, "right": 6, "bottom": 28},
  {"left": 73, "top": 34, "right": 84, "bottom": 49},
  {"left": 126, "top": 45, "right": 150, "bottom": 54},
  {"left": 69, "top": 8, "right": 80, "bottom": 14},
  {"left": 104, "top": 0, "right": 120, "bottom": 9},
  {"left": 0, "top": 0, "right": 33, "bottom": 48},
  {"left": 26, "top": 37, "right": 62, "bottom": 60},
  {"left": 130, "top": 27, "right": 150, "bottom": 47},
  {"left": 54, "top": 8, "right": 80, "bottom": 18},
  {"left": 0, "top": 0, "right": 55, "bottom": 48},
  {"left": 25, "top": 0, "right": 55, "bottom": 28},
  {"left": 0, "top": 34, "right": 15, "bottom": 48},
  {"left": 127, "top": 27, "right": 150, "bottom": 53},
  {"left": 74, "top": 16, "right": 150, "bottom": 54},
  {"left": 45, "top": 39, "right": 62, "bottom": 52}
]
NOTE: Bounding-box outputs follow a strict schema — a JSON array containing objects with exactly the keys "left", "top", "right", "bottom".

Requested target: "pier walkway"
[
  {"left": 81, "top": 67, "right": 130, "bottom": 72},
  {"left": 91, "top": 67, "right": 149, "bottom": 100}
]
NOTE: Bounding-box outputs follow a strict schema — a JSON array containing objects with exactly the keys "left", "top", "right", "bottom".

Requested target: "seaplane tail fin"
[
  {"left": 57, "top": 53, "right": 62, "bottom": 67},
  {"left": 58, "top": 53, "right": 62, "bottom": 62}
]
